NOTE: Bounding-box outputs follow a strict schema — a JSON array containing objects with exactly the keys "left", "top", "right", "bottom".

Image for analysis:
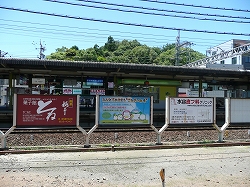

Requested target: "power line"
[
  {"left": 0, "top": 23, "right": 175, "bottom": 43},
  {"left": 0, "top": 29, "right": 217, "bottom": 54},
  {"left": 0, "top": 18, "right": 178, "bottom": 40},
  {"left": 1, "top": 28, "right": 221, "bottom": 54},
  {"left": 1, "top": 6, "right": 249, "bottom": 36},
  {"left": 2, "top": 22, "right": 221, "bottom": 46},
  {"left": 0, "top": 18, "right": 232, "bottom": 51},
  {"left": 44, "top": 0, "right": 250, "bottom": 24},
  {"left": 0, "top": 18, "right": 230, "bottom": 43},
  {"left": 75, "top": 0, "right": 250, "bottom": 20},
  {"left": 140, "top": 0, "right": 250, "bottom": 12}
]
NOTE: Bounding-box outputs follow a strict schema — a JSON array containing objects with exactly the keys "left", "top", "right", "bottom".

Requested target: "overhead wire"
[
  {"left": 0, "top": 23, "right": 224, "bottom": 56},
  {"left": 0, "top": 28, "right": 219, "bottom": 50},
  {"left": 44, "top": 0, "right": 250, "bottom": 24},
  {"left": 0, "top": 23, "right": 177, "bottom": 43},
  {"left": 74, "top": 0, "right": 250, "bottom": 20},
  {"left": 1, "top": 1, "right": 247, "bottom": 60},
  {"left": 139, "top": 0, "right": 250, "bottom": 12},
  {"left": 0, "top": 18, "right": 229, "bottom": 43},
  {"left": 0, "top": 6, "right": 249, "bottom": 36},
  {"left": 0, "top": 30, "right": 201, "bottom": 61},
  {"left": 1, "top": 22, "right": 225, "bottom": 47}
]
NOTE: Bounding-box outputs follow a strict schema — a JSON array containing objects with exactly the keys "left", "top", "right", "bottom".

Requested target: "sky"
[{"left": 0, "top": 0, "right": 250, "bottom": 59}]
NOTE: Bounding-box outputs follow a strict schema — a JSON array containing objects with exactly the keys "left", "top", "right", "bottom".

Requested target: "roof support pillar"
[{"left": 199, "top": 77, "right": 203, "bottom": 97}]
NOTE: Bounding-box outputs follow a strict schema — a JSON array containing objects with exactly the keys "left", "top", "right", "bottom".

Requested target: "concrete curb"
[{"left": 1, "top": 142, "right": 250, "bottom": 155}]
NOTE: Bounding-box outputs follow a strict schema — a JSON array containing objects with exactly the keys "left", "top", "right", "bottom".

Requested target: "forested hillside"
[{"left": 46, "top": 36, "right": 205, "bottom": 66}]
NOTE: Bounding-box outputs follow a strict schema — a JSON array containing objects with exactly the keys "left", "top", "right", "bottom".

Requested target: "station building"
[{"left": 1, "top": 55, "right": 250, "bottom": 111}]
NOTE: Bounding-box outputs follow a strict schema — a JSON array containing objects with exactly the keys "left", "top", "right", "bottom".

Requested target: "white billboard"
[
  {"left": 230, "top": 99, "right": 250, "bottom": 123},
  {"left": 168, "top": 97, "right": 214, "bottom": 124}
]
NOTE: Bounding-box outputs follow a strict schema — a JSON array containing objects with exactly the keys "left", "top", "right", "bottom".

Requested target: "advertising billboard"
[
  {"left": 169, "top": 97, "right": 214, "bottom": 124},
  {"left": 99, "top": 96, "right": 151, "bottom": 125},
  {"left": 15, "top": 94, "right": 79, "bottom": 127},
  {"left": 230, "top": 99, "right": 250, "bottom": 123}
]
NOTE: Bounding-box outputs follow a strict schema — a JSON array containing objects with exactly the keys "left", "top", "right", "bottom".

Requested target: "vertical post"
[
  {"left": 218, "top": 131, "right": 224, "bottom": 142},
  {"left": 1, "top": 137, "right": 6, "bottom": 149},
  {"left": 199, "top": 78, "right": 202, "bottom": 97},
  {"left": 28, "top": 74, "right": 33, "bottom": 93},
  {"left": 0, "top": 131, "right": 6, "bottom": 149},
  {"left": 218, "top": 98, "right": 230, "bottom": 142},
  {"left": 156, "top": 134, "right": 161, "bottom": 145},
  {"left": 85, "top": 135, "right": 90, "bottom": 147},
  {"left": 160, "top": 168, "right": 165, "bottom": 187},
  {"left": 8, "top": 72, "right": 13, "bottom": 108},
  {"left": 114, "top": 75, "right": 117, "bottom": 96},
  {"left": 175, "top": 30, "right": 180, "bottom": 66}
]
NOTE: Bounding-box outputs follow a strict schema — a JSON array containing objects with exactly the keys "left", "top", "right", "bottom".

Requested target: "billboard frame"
[
  {"left": 14, "top": 94, "right": 79, "bottom": 128},
  {"left": 97, "top": 95, "right": 153, "bottom": 126}
]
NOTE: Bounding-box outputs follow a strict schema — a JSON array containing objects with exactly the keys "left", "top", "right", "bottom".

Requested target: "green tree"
[
  {"left": 104, "top": 36, "right": 118, "bottom": 52},
  {"left": 46, "top": 46, "right": 67, "bottom": 60},
  {"left": 82, "top": 48, "right": 97, "bottom": 61},
  {"left": 46, "top": 38, "right": 206, "bottom": 65},
  {"left": 162, "top": 43, "right": 176, "bottom": 52},
  {"left": 127, "top": 45, "right": 157, "bottom": 64},
  {"left": 155, "top": 48, "right": 176, "bottom": 65}
]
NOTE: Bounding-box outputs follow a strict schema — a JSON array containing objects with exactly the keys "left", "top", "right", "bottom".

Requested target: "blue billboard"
[{"left": 99, "top": 96, "right": 151, "bottom": 125}]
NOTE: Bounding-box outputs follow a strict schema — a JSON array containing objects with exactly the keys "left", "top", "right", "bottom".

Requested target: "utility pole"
[
  {"left": 175, "top": 30, "right": 180, "bottom": 66},
  {"left": 33, "top": 40, "right": 46, "bottom": 59},
  {"left": 175, "top": 31, "right": 193, "bottom": 66}
]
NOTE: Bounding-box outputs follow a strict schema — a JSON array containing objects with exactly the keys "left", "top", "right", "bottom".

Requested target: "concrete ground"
[{"left": 1, "top": 145, "right": 250, "bottom": 187}]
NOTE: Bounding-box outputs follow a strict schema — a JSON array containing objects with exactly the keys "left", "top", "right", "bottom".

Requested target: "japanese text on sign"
[
  {"left": 169, "top": 97, "right": 213, "bottom": 124},
  {"left": 16, "top": 95, "right": 77, "bottom": 127}
]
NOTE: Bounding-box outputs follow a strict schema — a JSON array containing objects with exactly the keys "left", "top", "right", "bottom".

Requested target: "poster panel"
[
  {"left": 99, "top": 96, "right": 151, "bottom": 125},
  {"left": 230, "top": 99, "right": 250, "bottom": 123},
  {"left": 16, "top": 94, "right": 78, "bottom": 127},
  {"left": 169, "top": 97, "right": 213, "bottom": 124},
  {"left": 63, "top": 88, "right": 73, "bottom": 94}
]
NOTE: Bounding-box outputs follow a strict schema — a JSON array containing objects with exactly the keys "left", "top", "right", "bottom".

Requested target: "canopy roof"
[{"left": 0, "top": 58, "right": 249, "bottom": 84}]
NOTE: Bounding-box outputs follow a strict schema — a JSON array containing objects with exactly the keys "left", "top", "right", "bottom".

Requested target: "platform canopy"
[{"left": 0, "top": 58, "right": 249, "bottom": 84}]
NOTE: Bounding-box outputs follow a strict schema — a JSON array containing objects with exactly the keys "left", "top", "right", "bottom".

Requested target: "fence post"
[
  {"left": 0, "top": 131, "right": 6, "bottom": 149},
  {"left": 156, "top": 134, "right": 162, "bottom": 145},
  {"left": 218, "top": 131, "right": 224, "bottom": 142}
]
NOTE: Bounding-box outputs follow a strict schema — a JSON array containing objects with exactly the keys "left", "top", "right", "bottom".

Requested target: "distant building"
[{"left": 205, "top": 39, "right": 250, "bottom": 70}]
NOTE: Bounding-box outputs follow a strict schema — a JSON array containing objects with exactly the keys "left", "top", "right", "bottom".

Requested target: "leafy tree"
[
  {"left": 127, "top": 45, "right": 158, "bottom": 64},
  {"left": 155, "top": 48, "right": 176, "bottom": 65},
  {"left": 118, "top": 39, "right": 141, "bottom": 51},
  {"left": 71, "top": 45, "right": 79, "bottom": 51},
  {"left": 65, "top": 48, "right": 77, "bottom": 57},
  {"left": 46, "top": 36, "right": 205, "bottom": 65},
  {"left": 82, "top": 48, "right": 97, "bottom": 61},
  {"left": 162, "top": 43, "right": 176, "bottom": 52},
  {"left": 104, "top": 36, "right": 118, "bottom": 52},
  {"left": 46, "top": 46, "right": 67, "bottom": 60},
  {"left": 93, "top": 44, "right": 103, "bottom": 56},
  {"left": 97, "top": 56, "right": 106, "bottom": 62}
]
